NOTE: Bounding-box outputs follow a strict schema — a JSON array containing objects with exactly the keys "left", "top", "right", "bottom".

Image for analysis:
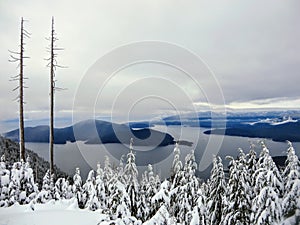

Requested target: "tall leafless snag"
[
  {"left": 46, "top": 17, "right": 66, "bottom": 175},
  {"left": 9, "top": 17, "right": 30, "bottom": 162}
]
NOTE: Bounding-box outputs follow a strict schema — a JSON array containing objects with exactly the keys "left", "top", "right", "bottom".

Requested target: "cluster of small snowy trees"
[{"left": 0, "top": 140, "right": 299, "bottom": 225}]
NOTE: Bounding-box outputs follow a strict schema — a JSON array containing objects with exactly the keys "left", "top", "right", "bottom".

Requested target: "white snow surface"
[
  {"left": 1, "top": 175, "right": 9, "bottom": 186},
  {"left": 0, "top": 198, "right": 109, "bottom": 225},
  {"left": 271, "top": 118, "right": 298, "bottom": 125},
  {"left": 276, "top": 215, "right": 299, "bottom": 225},
  {"left": 247, "top": 117, "right": 298, "bottom": 126}
]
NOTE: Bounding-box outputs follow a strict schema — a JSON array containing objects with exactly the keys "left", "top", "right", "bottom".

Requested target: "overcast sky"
[{"left": 1, "top": 0, "right": 300, "bottom": 131}]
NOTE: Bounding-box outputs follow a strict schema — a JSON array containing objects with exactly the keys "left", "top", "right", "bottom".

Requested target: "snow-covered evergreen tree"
[
  {"left": 83, "top": 170, "right": 100, "bottom": 211},
  {"left": 247, "top": 143, "right": 258, "bottom": 177},
  {"left": 137, "top": 167, "right": 150, "bottom": 221},
  {"left": 171, "top": 142, "right": 182, "bottom": 177},
  {"left": 172, "top": 149, "right": 199, "bottom": 223},
  {"left": 23, "top": 157, "right": 38, "bottom": 203},
  {"left": 103, "top": 155, "right": 114, "bottom": 184},
  {"left": 251, "top": 185, "right": 282, "bottom": 224},
  {"left": 36, "top": 169, "right": 54, "bottom": 203},
  {"left": 251, "top": 142, "right": 283, "bottom": 224},
  {"left": 207, "top": 156, "right": 226, "bottom": 225},
  {"left": 190, "top": 185, "right": 208, "bottom": 225},
  {"left": 143, "top": 205, "right": 174, "bottom": 225},
  {"left": 0, "top": 154, "right": 10, "bottom": 207},
  {"left": 72, "top": 167, "right": 84, "bottom": 208},
  {"left": 255, "top": 142, "right": 284, "bottom": 195},
  {"left": 151, "top": 180, "right": 170, "bottom": 213},
  {"left": 169, "top": 143, "right": 186, "bottom": 219},
  {"left": 8, "top": 162, "right": 22, "bottom": 205},
  {"left": 144, "top": 164, "right": 160, "bottom": 220},
  {"left": 54, "top": 177, "right": 72, "bottom": 200},
  {"left": 246, "top": 143, "right": 258, "bottom": 202},
  {"left": 117, "top": 155, "right": 126, "bottom": 184},
  {"left": 171, "top": 143, "right": 184, "bottom": 189},
  {"left": 9, "top": 159, "right": 38, "bottom": 205},
  {"left": 124, "top": 138, "right": 139, "bottom": 217},
  {"left": 107, "top": 178, "right": 131, "bottom": 218},
  {"left": 95, "top": 162, "right": 107, "bottom": 211},
  {"left": 184, "top": 149, "right": 198, "bottom": 181},
  {"left": 282, "top": 141, "right": 300, "bottom": 217},
  {"left": 222, "top": 149, "right": 251, "bottom": 225}
]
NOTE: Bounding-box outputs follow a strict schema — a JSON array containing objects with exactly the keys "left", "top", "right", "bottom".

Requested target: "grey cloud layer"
[{"left": 0, "top": 0, "right": 299, "bottom": 123}]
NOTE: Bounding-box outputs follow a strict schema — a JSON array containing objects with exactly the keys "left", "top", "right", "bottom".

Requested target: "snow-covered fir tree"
[
  {"left": 137, "top": 174, "right": 149, "bottom": 221},
  {"left": 251, "top": 142, "right": 283, "bottom": 224},
  {"left": 171, "top": 142, "right": 182, "bottom": 178},
  {"left": 190, "top": 184, "right": 208, "bottom": 225},
  {"left": 137, "top": 165, "right": 152, "bottom": 221},
  {"left": 247, "top": 143, "right": 258, "bottom": 177},
  {"left": 251, "top": 185, "right": 282, "bottom": 225},
  {"left": 207, "top": 155, "right": 226, "bottom": 225},
  {"left": 143, "top": 204, "right": 174, "bottom": 225},
  {"left": 222, "top": 149, "right": 251, "bottom": 225},
  {"left": 9, "top": 159, "right": 38, "bottom": 205},
  {"left": 72, "top": 167, "right": 84, "bottom": 208},
  {"left": 83, "top": 170, "right": 100, "bottom": 211},
  {"left": 95, "top": 162, "right": 107, "bottom": 211},
  {"left": 253, "top": 141, "right": 284, "bottom": 195},
  {"left": 246, "top": 143, "right": 258, "bottom": 202},
  {"left": 151, "top": 180, "right": 170, "bottom": 214},
  {"left": 36, "top": 169, "right": 54, "bottom": 203},
  {"left": 103, "top": 155, "right": 114, "bottom": 184},
  {"left": 171, "top": 142, "right": 184, "bottom": 189},
  {"left": 54, "top": 177, "right": 72, "bottom": 200},
  {"left": 0, "top": 154, "right": 10, "bottom": 207},
  {"left": 107, "top": 177, "right": 131, "bottom": 218},
  {"left": 124, "top": 138, "right": 139, "bottom": 217},
  {"left": 172, "top": 149, "right": 199, "bottom": 223},
  {"left": 144, "top": 164, "right": 160, "bottom": 220},
  {"left": 117, "top": 155, "right": 126, "bottom": 182},
  {"left": 282, "top": 141, "right": 300, "bottom": 217}
]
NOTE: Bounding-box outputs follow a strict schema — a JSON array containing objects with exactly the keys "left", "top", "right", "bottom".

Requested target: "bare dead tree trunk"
[
  {"left": 19, "top": 18, "right": 25, "bottom": 162},
  {"left": 9, "top": 17, "right": 30, "bottom": 162},
  {"left": 47, "top": 17, "right": 65, "bottom": 175},
  {"left": 49, "top": 17, "right": 55, "bottom": 175}
]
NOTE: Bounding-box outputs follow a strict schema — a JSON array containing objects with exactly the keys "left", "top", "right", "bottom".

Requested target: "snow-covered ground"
[
  {"left": 278, "top": 217, "right": 299, "bottom": 225},
  {"left": 0, "top": 198, "right": 109, "bottom": 225},
  {"left": 0, "top": 200, "right": 298, "bottom": 225}
]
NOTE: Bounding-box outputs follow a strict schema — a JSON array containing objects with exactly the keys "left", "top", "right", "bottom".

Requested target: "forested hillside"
[{"left": 0, "top": 136, "right": 68, "bottom": 186}]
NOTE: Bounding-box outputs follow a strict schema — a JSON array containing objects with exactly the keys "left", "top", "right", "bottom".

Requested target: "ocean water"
[{"left": 25, "top": 126, "right": 300, "bottom": 180}]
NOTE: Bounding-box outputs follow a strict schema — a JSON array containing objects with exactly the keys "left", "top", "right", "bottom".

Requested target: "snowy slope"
[
  {"left": 1, "top": 201, "right": 298, "bottom": 225},
  {"left": 276, "top": 214, "right": 300, "bottom": 225},
  {"left": 0, "top": 198, "right": 109, "bottom": 225}
]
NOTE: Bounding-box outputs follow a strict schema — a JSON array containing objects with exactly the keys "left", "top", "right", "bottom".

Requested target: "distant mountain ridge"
[
  {"left": 4, "top": 119, "right": 175, "bottom": 146},
  {"left": 129, "top": 110, "right": 300, "bottom": 128},
  {"left": 4, "top": 110, "right": 300, "bottom": 144},
  {"left": 153, "top": 110, "right": 300, "bottom": 142}
]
